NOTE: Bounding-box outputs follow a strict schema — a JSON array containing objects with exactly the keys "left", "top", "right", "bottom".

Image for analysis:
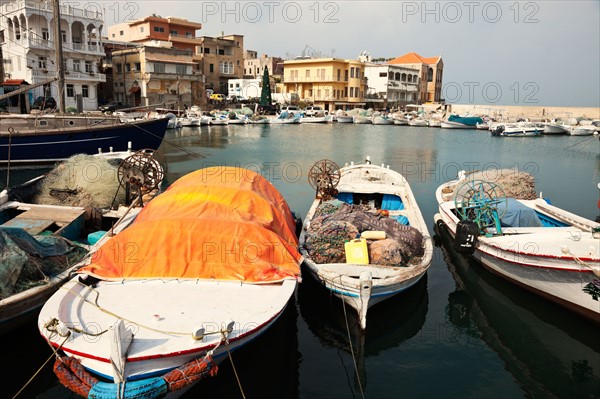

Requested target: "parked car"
[
  {"left": 210, "top": 94, "right": 226, "bottom": 103},
  {"left": 226, "top": 94, "right": 248, "bottom": 103},
  {"left": 280, "top": 105, "right": 300, "bottom": 115},
  {"left": 99, "top": 101, "right": 130, "bottom": 113},
  {"left": 32, "top": 96, "right": 57, "bottom": 110},
  {"left": 304, "top": 105, "right": 324, "bottom": 117}
]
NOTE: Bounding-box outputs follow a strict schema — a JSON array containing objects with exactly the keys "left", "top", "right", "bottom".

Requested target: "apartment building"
[
  {"left": 388, "top": 52, "right": 444, "bottom": 103},
  {"left": 0, "top": 0, "right": 106, "bottom": 111},
  {"left": 282, "top": 58, "right": 367, "bottom": 111}
]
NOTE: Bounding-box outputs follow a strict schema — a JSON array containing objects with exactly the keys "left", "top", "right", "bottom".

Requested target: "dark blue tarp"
[{"left": 498, "top": 198, "right": 542, "bottom": 228}]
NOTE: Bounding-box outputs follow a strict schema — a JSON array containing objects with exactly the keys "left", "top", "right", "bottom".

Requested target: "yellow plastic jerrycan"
[{"left": 344, "top": 238, "right": 369, "bottom": 264}]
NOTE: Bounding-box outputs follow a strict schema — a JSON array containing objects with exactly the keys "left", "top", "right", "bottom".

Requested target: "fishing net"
[
  {"left": 304, "top": 201, "right": 425, "bottom": 266},
  {"left": 443, "top": 169, "right": 537, "bottom": 200},
  {"left": 0, "top": 228, "right": 87, "bottom": 299},
  {"left": 32, "top": 154, "right": 126, "bottom": 208}
]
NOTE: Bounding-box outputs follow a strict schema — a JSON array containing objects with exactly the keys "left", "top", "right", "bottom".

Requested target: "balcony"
[
  {"left": 285, "top": 75, "right": 339, "bottom": 83},
  {"left": 20, "top": 1, "right": 103, "bottom": 21},
  {"left": 31, "top": 69, "right": 106, "bottom": 82}
]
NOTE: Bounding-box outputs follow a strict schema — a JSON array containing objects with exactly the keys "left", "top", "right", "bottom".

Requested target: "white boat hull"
[
  {"left": 299, "top": 160, "right": 433, "bottom": 329},
  {"left": 435, "top": 180, "right": 600, "bottom": 323},
  {"left": 336, "top": 116, "right": 354, "bottom": 123},
  {"left": 39, "top": 278, "right": 296, "bottom": 390},
  {"left": 440, "top": 121, "right": 473, "bottom": 129}
]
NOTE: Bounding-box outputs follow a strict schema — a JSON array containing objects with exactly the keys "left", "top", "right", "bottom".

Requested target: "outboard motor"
[{"left": 454, "top": 220, "right": 479, "bottom": 254}]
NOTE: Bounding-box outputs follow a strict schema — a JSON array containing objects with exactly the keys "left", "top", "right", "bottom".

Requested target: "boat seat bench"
[{"left": 1, "top": 207, "right": 86, "bottom": 239}]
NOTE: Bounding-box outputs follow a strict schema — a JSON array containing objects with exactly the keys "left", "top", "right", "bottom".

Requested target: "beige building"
[
  {"left": 111, "top": 46, "right": 196, "bottom": 107},
  {"left": 107, "top": 15, "right": 205, "bottom": 105},
  {"left": 244, "top": 52, "right": 283, "bottom": 80},
  {"left": 388, "top": 52, "right": 444, "bottom": 103},
  {"left": 282, "top": 58, "right": 367, "bottom": 111},
  {"left": 193, "top": 35, "right": 244, "bottom": 95}
]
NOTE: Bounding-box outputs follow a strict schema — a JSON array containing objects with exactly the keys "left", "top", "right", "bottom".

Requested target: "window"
[
  {"left": 111, "top": 33, "right": 115, "bottom": 38},
  {"left": 305, "top": 69, "right": 310, "bottom": 78},
  {"left": 395, "top": 72, "right": 401, "bottom": 81},
  {"left": 175, "top": 64, "right": 186, "bottom": 74},
  {"left": 379, "top": 72, "right": 387, "bottom": 77},
  {"left": 186, "top": 32, "right": 192, "bottom": 38},
  {"left": 154, "top": 63, "right": 165, "bottom": 73},
  {"left": 61, "top": 30, "right": 66, "bottom": 42},
  {"left": 134, "top": 62, "right": 141, "bottom": 71},
  {"left": 153, "top": 26, "right": 165, "bottom": 32},
  {"left": 82, "top": 85, "right": 89, "bottom": 97},
  {"left": 73, "top": 59, "right": 81, "bottom": 72},
  {"left": 125, "top": 63, "right": 131, "bottom": 72},
  {"left": 203, "top": 47, "right": 210, "bottom": 54},
  {"left": 219, "top": 61, "right": 234, "bottom": 74},
  {"left": 116, "top": 63, "right": 122, "bottom": 73},
  {"left": 42, "top": 29, "right": 49, "bottom": 41},
  {"left": 344, "top": 70, "right": 348, "bottom": 81},
  {"left": 119, "top": 30, "right": 124, "bottom": 36},
  {"left": 209, "top": 63, "right": 214, "bottom": 73},
  {"left": 218, "top": 49, "right": 225, "bottom": 55},
  {"left": 350, "top": 87, "right": 354, "bottom": 97},
  {"left": 350, "top": 68, "right": 355, "bottom": 79},
  {"left": 66, "top": 84, "right": 74, "bottom": 98},
  {"left": 337, "top": 69, "right": 341, "bottom": 81},
  {"left": 169, "top": 30, "right": 177, "bottom": 36},
  {"left": 427, "top": 67, "right": 434, "bottom": 82},
  {"left": 140, "top": 27, "right": 144, "bottom": 32},
  {"left": 85, "top": 61, "right": 92, "bottom": 73},
  {"left": 38, "top": 56, "right": 47, "bottom": 69},
  {"left": 356, "top": 88, "right": 360, "bottom": 98}
]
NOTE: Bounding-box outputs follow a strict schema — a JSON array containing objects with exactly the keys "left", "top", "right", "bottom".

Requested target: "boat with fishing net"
[
  {"left": 434, "top": 169, "right": 600, "bottom": 324},
  {"left": 38, "top": 166, "right": 302, "bottom": 399},
  {"left": 298, "top": 157, "right": 433, "bottom": 330},
  {"left": 0, "top": 148, "right": 164, "bottom": 334}
]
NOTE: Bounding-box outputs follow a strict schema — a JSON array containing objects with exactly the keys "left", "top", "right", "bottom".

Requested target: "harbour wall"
[{"left": 448, "top": 104, "right": 600, "bottom": 121}]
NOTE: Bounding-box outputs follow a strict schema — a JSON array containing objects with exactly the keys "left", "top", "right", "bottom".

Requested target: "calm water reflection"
[{"left": 4, "top": 123, "right": 599, "bottom": 399}]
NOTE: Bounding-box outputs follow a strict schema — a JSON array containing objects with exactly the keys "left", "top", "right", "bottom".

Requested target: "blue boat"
[
  {"left": 0, "top": 116, "right": 169, "bottom": 166},
  {"left": 447, "top": 114, "right": 484, "bottom": 126}
]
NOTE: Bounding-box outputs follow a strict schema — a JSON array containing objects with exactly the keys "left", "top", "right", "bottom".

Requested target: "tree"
[{"left": 260, "top": 66, "right": 272, "bottom": 106}]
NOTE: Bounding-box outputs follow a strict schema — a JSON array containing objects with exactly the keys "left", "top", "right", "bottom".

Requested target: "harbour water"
[{"left": 4, "top": 123, "right": 600, "bottom": 399}]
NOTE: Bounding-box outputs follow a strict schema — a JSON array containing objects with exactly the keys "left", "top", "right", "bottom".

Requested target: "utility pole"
[
  {"left": 53, "top": 0, "right": 66, "bottom": 113},
  {"left": 0, "top": 43, "right": 5, "bottom": 84}
]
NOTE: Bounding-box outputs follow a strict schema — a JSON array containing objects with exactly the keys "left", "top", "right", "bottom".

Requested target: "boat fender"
[
  {"left": 453, "top": 220, "right": 479, "bottom": 254},
  {"left": 361, "top": 231, "right": 387, "bottom": 240}
]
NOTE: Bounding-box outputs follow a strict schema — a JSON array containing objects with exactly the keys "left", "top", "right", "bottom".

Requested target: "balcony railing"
[
  {"left": 31, "top": 69, "right": 106, "bottom": 82},
  {"left": 19, "top": 1, "right": 103, "bottom": 20}
]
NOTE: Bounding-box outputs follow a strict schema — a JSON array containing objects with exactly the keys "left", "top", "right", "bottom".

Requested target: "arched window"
[
  {"left": 388, "top": 71, "right": 393, "bottom": 80},
  {"left": 395, "top": 72, "right": 400, "bottom": 81},
  {"left": 407, "top": 75, "right": 412, "bottom": 83},
  {"left": 401, "top": 73, "right": 406, "bottom": 81},
  {"left": 427, "top": 67, "right": 434, "bottom": 82}
]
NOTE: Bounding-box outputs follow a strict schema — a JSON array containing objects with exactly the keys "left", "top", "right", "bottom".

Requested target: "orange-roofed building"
[{"left": 388, "top": 53, "right": 443, "bottom": 103}]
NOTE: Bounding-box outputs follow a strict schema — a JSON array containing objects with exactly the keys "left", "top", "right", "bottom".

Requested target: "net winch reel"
[
  {"left": 308, "top": 159, "right": 341, "bottom": 200},
  {"left": 453, "top": 179, "right": 507, "bottom": 235},
  {"left": 117, "top": 149, "right": 164, "bottom": 206}
]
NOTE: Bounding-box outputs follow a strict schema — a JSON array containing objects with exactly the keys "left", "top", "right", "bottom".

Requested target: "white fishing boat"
[
  {"left": 408, "top": 118, "right": 429, "bottom": 127},
  {"left": 299, "top": 157, "right": 433, "bottom": 330},
  {"left": 570, "top": 126, "right": 596, "bottom": 136},
  {"left": 476, "top": 122, "right": 489, "bottom": 130},
  {"left": 434, "top": 170, "right": 600, "bottom": 324},
  {"left": 543, "top": 123, "right": 571, "bottom": 135},
  {"left": 336, "top": 115, "right": 354, "bottom": 123},
  {"left": 491, "top": 123, "right": 543, "bottom": 137},
  {"left": 300, "top": 114, "right": 333, "bottom": 123},
  {"left": 427, "top": 119, "right": 442, "bottom": 128},
  {"left": 270, "top": 112, "right": 301, "bottom": 124},
  {"left": 393, "top": 118, "right": 409, "bottom": 126},
  {"left": 0, "top": 149, "right": 164, "bottom": 334},
  {"left": 209, "top": 115, "right": 229, "bottom": 125},
  {"left": 38, "top": 166, "right": 302, "bottom": 399},
  {"left": 372, "top": 116, "right": 395, "bottom": 125},
  {"left": 352, "top": 116, "right": 372, "bottom": 124}
]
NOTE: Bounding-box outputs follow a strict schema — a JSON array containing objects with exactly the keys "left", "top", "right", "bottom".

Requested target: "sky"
[{"left": 97, "top": 0, "right": 600, "bottom": 107}]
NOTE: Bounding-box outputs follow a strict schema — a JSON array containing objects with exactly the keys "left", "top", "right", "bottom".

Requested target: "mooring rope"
[
  {"left": 11, "top": 333, "right": 71, "bottom": 399},
  {"left": 337, "top": 276, "right": 366, "bottom": 399}
]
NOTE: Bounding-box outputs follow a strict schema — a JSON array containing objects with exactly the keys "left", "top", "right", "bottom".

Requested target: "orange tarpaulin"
[{"left": 79, "top": 167, "right": 302, "bottom": 282}]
